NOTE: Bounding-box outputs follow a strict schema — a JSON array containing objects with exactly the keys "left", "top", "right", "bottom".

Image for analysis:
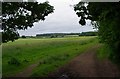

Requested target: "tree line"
[{"left": 21, "top": 32, "right": 97, "bottom": 38}]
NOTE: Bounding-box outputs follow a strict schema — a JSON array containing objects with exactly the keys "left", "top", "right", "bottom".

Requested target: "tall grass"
[
  {"left": 97, "top": 44, "right": 120, "bottom": 66},
  {"left": 2, "top": 36, "right": 98, "bottom": 77},
  {"left": 97, "top": 44, "right": 111, "bottom": 60}
]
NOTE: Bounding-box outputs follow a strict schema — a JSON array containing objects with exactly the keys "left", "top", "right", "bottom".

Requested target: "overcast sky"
[{"left": 18, "top": 0, "right": 95, "bottom": 36}]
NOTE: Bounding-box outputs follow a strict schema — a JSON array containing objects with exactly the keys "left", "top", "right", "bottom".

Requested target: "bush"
[
  {"left": 21, "top": 35, "right": 26, "bottom": 38},
  {"left": 8, "top": 57, "right": 21, "bottom": 66}
]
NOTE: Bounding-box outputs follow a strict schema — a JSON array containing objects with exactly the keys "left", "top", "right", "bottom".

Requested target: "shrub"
[
  {"left": 8, "top": 57, "right": 21, "bottom": 66},
  {"left": 21, "top": 35, "right": 26, "bottom": 38}
]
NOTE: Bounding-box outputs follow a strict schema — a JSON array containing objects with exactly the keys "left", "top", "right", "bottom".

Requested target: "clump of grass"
[
  {"left": 39, "top": 54, "right": 70, "bottom": 65},
  {"left": 97, "top": 44, "right": 120, "bottom": 65},
  {"left": 8, "top": 57, "right": 21, "bottom": 66},
  {"left": 23, "top": 59, "right": 29, "bottom": 63},
  {"left": 80, "top": 42, "right": 87, "bottom": 45},
  {"left": 97, "top": 44, "right": 112, "bottom": 60}
]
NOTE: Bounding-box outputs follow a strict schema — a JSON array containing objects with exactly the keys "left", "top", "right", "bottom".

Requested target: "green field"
[{"left": 2, "top": 36, "right": 99, "bottom": 77}]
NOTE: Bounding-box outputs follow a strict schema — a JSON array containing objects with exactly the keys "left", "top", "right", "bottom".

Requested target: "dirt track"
[
  {"left": 48, "top": 45, "right": 120, "bottom": 78},
  {"left": 15, "top": 63, "right": 38, "bottom": 77}
]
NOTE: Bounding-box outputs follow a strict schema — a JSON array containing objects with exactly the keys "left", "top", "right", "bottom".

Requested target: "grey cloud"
[{"left": 18, "top": 0, "right": 95, "bottom": 36}]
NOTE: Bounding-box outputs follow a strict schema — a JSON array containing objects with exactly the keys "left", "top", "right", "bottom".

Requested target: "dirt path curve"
[
  {"left": 48, "top": 45, "right": 120, "bottom": 78},
  {"left": 15, "top": 63, "right": 38, "bottom": 77}
]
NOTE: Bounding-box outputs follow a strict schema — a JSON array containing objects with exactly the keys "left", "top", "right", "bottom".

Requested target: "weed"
[
  {"left": 8, "top": 57, "right": 21, "bottom": 66},
  {"left": 23, "top": 59, "right": 29, "bottom": 63}
]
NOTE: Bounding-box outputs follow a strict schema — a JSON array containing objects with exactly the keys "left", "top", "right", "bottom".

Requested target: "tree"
[
  {"left": 21, "top": 35, "right": 26, "bottom": 38},
  {"left": 2, "top": 2, "right": 54, "bottom": 43},
  {"left": 74, "top": 2, "right": 120, "bottom": 63}
]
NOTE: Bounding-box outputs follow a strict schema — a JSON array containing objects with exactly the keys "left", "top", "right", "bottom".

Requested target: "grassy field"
[{"left": 2, "top": 36, "right": 99, "bottom": 77}]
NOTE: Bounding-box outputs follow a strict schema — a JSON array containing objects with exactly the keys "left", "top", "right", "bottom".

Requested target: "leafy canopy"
[
  {"left": 2, "top": 2, "right": 54, "bottom": 43},
  {"left": 74, "top": 2, "right": 120, "bottom": 63}
]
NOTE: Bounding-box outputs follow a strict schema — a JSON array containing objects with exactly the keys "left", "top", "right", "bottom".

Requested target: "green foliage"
[
  {"left": 79, "top": 31, "right": 98, "bottom": 36},
  {"left": 97, "top": 44, "right": 111, "bottom": 60},
  {"left": 74, "top": 2, "right": 120, "bottom": 63},
  {"left": 8, "top": 57, "right": 21, "bottom": 66},
  {"left": 21, "top": 35, "right": 26, "bottom": 38},
  {"left": 2, "top": 2, "right": 54, "bottom": 43},
  {"left": 97, "top": 44, "right": 120, "bottom": 65},
  {"left": 36, "top": 33, "right": 80, "bottom": 38}
]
